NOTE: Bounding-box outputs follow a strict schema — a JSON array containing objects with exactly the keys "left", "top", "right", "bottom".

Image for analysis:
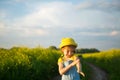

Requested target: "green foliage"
[
  {"left": 76, "top": 48, "right": 100, "bottom": 53},
  {"left": 48, "top": 46, "right": 58, "bottom": 50},
  {"left": 0, "top": 47, "right": 61, "bottom": 80},
  {"left": 82, "top": 49, "right": 120, "bottom": 80}
]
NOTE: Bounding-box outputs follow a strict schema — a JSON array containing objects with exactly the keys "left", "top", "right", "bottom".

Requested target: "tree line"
[{"left": 48, "top": 46, "right": 100, "bottom": 53}]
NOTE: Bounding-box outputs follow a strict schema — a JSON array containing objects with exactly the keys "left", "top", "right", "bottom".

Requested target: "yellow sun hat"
[{"left": 59, "top": 37, "right": 78, "bottom": 48}]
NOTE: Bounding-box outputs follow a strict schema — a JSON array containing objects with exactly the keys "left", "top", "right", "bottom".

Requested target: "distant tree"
[
  {"left": 89, "top": 48, "right": 100, "bottom": 53},
  {"left": 10, "top": 46, "right": 20, "bottom": 50},
  {"left": 76, "top": 48, "right": 100, "bottom": 53},
  {"left": 0, "top": 48, "right": 7, "bottom": 51},
  {"left": 48, "top": 46, "right": 57, "bottom": 50}
]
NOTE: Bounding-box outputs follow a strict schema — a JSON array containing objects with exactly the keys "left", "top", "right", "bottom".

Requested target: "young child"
[{"left": 58, "top": 37, "right": 85, "bottom": 80}]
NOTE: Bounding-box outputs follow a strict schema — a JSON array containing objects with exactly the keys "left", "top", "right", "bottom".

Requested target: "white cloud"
[
  {"left": 0, "top": 22, "right": 6, "bottom": 36},
  {"left": 0, "top": 0, "right": 120, "bottom": 49},
  {"left": 20, "top": 28, "right": 49, "bottom": 37},
  {"left": 76, "top": 0, "right": 120, "bottom": 11},
  {"left": 13, "top": 1, "right": 94, "bottom": 29},
  {"left": 0, "top": 12, "right": 7, "bottom": 19},
  {"left": 12, "top": 2, "right": 66, "bottom": 28},
  {"left": 78, "top": 30, "right": 119, "bottom": 36},
  {"left": 99, "top": 0, "right": 120, "bottom": 11},
  {"left": 3, "top": 0, "right": 116, "bottom": 31},
  {"left": 75, "top": 1, "right": 93, "bottom": 9},
  {"left": 0, "top": 22, "right": 5, "bottom": 28},
  {"left": 110, "top": 30, "right": 119, "bottom": 36},
  {"left": 78, "top": 32, "right": 108, "bottom": 36},
  {"left": 1, "top": 1, "right": 119, "bottom": 37}
]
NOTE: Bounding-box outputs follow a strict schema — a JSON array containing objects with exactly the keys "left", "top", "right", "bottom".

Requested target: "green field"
[
  {"left": 82, "top": 49, "right": 120, "bottom": 80},
  {"left": 0, "top": 47, "right": 61, "bottom": 80},
  {"left": 0, "top": 47, "right": 120, "bottom": 80}
]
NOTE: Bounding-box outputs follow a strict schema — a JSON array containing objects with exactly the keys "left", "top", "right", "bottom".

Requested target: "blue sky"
[{"left": 0, "top": 0, "right": 120, "bottom": 50}]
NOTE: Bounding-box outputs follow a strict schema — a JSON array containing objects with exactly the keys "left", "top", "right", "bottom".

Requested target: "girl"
[{"left": 58, "top": 37, "right": 85, "bottom": 80}]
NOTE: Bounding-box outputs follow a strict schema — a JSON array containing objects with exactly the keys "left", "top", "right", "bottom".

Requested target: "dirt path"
[{"left": 85, "top": 62, "right": 108, "bottom": 80}]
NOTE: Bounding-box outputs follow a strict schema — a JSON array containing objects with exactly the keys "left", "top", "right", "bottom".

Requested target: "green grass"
[{"left": 80, "top": 60, "right": 91, "bottom": 80}]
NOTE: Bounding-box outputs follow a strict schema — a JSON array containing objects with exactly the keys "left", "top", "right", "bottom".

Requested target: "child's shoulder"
[
  {"left": 58, "top": 56, "right": 63, "bottom": 63},
  {"left": 70, "top": 55, "right": 78, "bottom": 60}
]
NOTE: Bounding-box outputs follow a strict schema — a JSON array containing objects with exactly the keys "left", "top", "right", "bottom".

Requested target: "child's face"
[{"left": 62, "top": 46, "right": 76, "bottom": 58}]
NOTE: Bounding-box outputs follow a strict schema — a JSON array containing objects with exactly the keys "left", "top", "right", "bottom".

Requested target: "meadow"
[{"left": 0, "top": 47, "right": 120, "bottom": 80}]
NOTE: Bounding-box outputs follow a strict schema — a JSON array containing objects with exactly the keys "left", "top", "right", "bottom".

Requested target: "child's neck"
[{"left": 64, "top": 55, "right": 73, "bottom": 60}]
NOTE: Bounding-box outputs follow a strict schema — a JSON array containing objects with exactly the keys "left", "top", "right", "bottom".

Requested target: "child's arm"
[
  {"left": 75, "top": 56, "right": 85, "bottom": 77},
  {"left": 58, "top": 59, "right": 79, "bottom": 75}
]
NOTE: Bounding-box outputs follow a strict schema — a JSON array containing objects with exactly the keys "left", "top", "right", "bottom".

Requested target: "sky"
[{"left": 0, "top": 0, "right": 120, "bottom": 50}]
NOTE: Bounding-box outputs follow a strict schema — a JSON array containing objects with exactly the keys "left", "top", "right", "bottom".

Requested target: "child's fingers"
[
  {"left": 71, "top": 59, "right": 80, "bottom": 66},
  {"left": 80, "top": 72, "right": 85, "bottom": 77}
]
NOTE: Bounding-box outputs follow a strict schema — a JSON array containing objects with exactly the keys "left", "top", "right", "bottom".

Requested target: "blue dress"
[{"left": 61, "top": 60, "right": 80, "bottom": 80}]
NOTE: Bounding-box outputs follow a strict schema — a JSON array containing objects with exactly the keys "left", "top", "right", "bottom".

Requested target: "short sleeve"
[
  {"left": 73, "top": 55, "right": 78, "bottom": 60},
  {"left": 57, "top": 57, "right": 63, "bottom": 64},
  {"left": 69, "top": 55, "right": 78, "bottom": 61}
]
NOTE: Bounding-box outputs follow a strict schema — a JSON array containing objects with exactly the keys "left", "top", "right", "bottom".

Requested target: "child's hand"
[
  {"left": 79, "top": 72, "right": 85, "bottom": 77},
  {"left": 71, "top": 59, "right": 80, "bottom": 66}
]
